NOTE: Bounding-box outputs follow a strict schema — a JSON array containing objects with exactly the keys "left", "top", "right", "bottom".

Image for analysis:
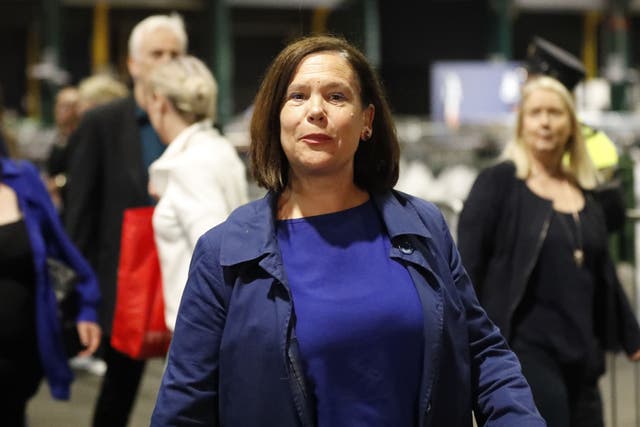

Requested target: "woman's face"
[
  {"left": 279, "top": 51, "right": 374, "bottom": 181},
  {"left": 521, "top": 87, "right": 572, "bottom": 158}
]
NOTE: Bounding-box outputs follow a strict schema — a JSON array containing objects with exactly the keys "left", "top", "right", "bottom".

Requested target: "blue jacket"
[
  {"left": 1, "top": 158, "right": 100, "bottom": 400},
  {"left": 152, "top": 190, "right": 545, "bottom": 427}
]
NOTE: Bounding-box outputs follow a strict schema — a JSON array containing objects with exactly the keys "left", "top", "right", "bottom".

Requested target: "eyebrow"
[{"left": 286, "top": 81, "right": 353, "bottom": 92}]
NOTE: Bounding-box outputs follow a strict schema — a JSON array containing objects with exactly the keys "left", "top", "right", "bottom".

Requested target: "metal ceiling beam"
[
  {"left": 62, "top": 0, "right": 204, "bottom": 9},
  {"left": 61, "top": 0, "right": 345, "bottom": 9}
]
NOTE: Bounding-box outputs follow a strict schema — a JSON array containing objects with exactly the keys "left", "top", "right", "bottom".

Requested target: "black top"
[
  {"left": 0, "top": 219, "right": 37, "bottom": 350},
  {"left": 513, "top": 188, "right": 603, "bottom": 367},
  {"left": 458, "top": 161, "right": 640, "bottom": 355},
  {"left": 0, "top": 218, "right": 42, "bottom": 399}
]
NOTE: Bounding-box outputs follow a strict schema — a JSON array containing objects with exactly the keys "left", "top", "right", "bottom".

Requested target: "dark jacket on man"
[{"left": 65, "top": 96, "right": 148, "bottom": 335}]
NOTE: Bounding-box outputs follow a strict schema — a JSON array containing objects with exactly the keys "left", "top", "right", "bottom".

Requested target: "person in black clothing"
[
  {"left": 64, "top": 13, "right": 186, "bottom": 427},
  {"left": 0, "top": 156, "right": 101, "bottom": 427},
  {"left": 525, "top": 36, "right": 626, "bottom": 233},
  {"left": 458, "top": 75, "right": 640, "bottom": 427}
]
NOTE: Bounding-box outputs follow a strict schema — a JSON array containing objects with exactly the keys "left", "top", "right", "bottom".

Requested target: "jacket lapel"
[{"left": 373, "top": 191, "right": 445, "bottom": 421}]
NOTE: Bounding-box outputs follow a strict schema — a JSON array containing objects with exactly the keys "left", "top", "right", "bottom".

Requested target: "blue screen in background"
[{"left": 431, "top": 61, "right": 526, "bottom": 124}]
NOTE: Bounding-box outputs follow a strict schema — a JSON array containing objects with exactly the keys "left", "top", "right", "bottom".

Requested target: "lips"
[{"left": 300, "top": 133, "right": 332, "bottom": 144}]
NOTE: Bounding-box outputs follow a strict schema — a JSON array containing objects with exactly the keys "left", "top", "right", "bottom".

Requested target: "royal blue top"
[{"left": 276, "top": 199, "right": 424, "bottom": 426}]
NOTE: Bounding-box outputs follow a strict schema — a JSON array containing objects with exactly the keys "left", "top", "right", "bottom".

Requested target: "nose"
[
  {"left": 306, "top": 95, "right": 326, "bottom": 122},
  {"left": 540, "top": 111, "right": 550, "bottom": 126},
  {"left": 159, "top": 51, "right": 174, "bottom": 63}
]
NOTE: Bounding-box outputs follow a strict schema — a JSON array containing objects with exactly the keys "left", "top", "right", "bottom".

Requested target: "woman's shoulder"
[
  {"left": 1, "top": 157, "right": 38, "bottom": 176},
  {"left": 1, "top": 158, "right": 42, "bottom": 192},
  {"left": 477, "top": 160, "right": 516, "bottom": 181},
  {"left": 200, "top": 196, "right": 270, "bottom": 239},
  {"left": 194, "top": 195, "right": 273, "bottom": 266},
  {"left": 467, "top": 160, "right": 518, "bottom": 196},
  {"left": 393, "top": 190, "right": 442, "bottom": 217},
  {"left": 184, "top": 129, "right": 242, "bottom": 163}
]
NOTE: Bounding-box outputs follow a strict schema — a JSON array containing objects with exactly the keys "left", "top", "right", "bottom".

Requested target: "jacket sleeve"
[
  {"left": 614, "top": 277, "right": 640, "bottom": 355},
  {"left": 64, "top": 112, "right": 102, "bottom": 267},
  {"left": 440, "top": 213, "right": 545, "bottom": 426},
  {"left": 457, "top": 164, "right": 507, "bottom": 295},
  {"left": 600, "top": 251, "right": 640, "bottom": 355},
  {"left": 588, "top": 193, "right": 640, "bottom": 355},
  {"left": 26, "top": 162, "right": 100, "bottom": 322},
  {"left": 151, "top": 230, "right": 229, "bottom": 427}
]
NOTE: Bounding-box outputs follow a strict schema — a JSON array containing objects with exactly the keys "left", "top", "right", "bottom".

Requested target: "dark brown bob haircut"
[{"left": 249, "top": 35, "right": 399, "bottom": 193}]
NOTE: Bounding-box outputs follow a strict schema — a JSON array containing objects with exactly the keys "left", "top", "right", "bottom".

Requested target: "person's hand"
[
  {"left": 629, "top": 348, "right": 640, "bottom": 362},
  {"left": 76, "top": 321, "right": 102, "bottom": 357}
]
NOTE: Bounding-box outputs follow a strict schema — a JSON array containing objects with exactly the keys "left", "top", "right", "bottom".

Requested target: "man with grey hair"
[{"left": 64, "top": 13, "right": 187, "bottom": 427}]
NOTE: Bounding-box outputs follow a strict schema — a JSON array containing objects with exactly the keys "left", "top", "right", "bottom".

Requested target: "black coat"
[
  {"left": 64, "top": 96, "right": 150, "bottom": 334},
  {"left": 457, "top": 161, "right": 640, "bottom": 355}
]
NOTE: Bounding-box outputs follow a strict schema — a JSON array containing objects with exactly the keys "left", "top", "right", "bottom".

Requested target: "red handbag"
[{"left": 111, "top": 207, "right": 171, "bottom": 359}]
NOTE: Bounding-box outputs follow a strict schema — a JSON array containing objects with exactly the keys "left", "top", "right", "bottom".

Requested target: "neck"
[
  {"left": 59, "top": 123, "right": 76, "bottom": 138},
  {"left": 528, "top": 152, "right": 564, "bottom": 180},
  {"left": 162, "top": 115, "right": 191, "bottom": 144},
  {"left": 277, "top": 171, "right": 369, "bottom": 219},
  {"left": 134, "top": 84, "right": 146, "bottom": 110}
]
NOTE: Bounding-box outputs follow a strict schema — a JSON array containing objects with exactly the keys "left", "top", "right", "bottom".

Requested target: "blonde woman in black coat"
[{"left": 458, "top": 75, "right": 640, "bottom": 427}]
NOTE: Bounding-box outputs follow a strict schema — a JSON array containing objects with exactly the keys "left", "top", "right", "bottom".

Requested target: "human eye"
[
  {"left": 286, "top": 91, "right": 306, "bottom": 103},
  {"left": 328, "top": 92, "right": 346, "bottom": 102},
  {"left": 525, "top": 107, "right": 539, "bottom": 117}
]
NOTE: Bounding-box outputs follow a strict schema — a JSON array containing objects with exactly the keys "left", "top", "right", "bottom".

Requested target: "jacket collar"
[
  {"left": 1, "top": 158, "right": 36, "bottom": 203},
  {"left": 219, "top": 190, "right": 433, "bottom": 268}
]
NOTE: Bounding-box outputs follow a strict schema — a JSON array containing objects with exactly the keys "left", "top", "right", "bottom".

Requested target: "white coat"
[{"left": 149, "top": 120, "right": 248, "bottom": 331}]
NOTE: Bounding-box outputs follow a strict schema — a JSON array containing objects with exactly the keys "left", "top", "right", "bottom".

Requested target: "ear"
[
  {"left": 158, "top": 94, "right": 176, "bottom": 115},
  {"left": 127, "top": 56, "right": 139, "bottom": 80},
  {"left": 360, "top": 103, "right": 375, "bottom": 140},
  {"left": 363, "top": 103, "right": 375, "bottom": 128}
]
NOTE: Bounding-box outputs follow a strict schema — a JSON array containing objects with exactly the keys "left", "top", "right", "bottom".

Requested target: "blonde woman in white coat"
[{"left": 146, "top": 55, "right": 248, "bottom": 331}]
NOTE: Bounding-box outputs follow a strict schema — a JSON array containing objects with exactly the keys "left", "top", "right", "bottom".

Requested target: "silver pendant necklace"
[
  {"left": 556, "top": 211, "right": 584, "bottom": 267},
  {"left": 557, "top": 180, "right": 584, "bottom": 268},
  {"left": 570, "top": 211, "right": 584, "bottom": 267}
]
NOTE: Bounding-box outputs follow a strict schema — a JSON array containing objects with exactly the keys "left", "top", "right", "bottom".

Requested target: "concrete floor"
[{"left": 27, "top": 358, "right": 164, "bottom": 427}]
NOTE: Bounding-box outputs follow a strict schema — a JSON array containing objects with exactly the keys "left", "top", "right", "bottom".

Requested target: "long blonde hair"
[{"left": 502, "top": 76, "right": 599, "bottom": 189}]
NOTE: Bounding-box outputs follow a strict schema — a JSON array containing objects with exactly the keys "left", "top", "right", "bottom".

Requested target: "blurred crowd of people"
[
  {"left": 1, "top": 8, "right": 640, "bottom": 427},
  {"left": 1, "top": 12, "right": 248, "bottom": 427}
]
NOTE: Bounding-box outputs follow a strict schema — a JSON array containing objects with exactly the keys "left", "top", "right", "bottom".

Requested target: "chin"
[{"left": 532, "top": 142, "right": 562, "bottom": 153}]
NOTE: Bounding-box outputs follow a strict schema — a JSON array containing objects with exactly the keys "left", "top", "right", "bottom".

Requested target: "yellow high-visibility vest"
[
  {"left": 563, "top": 125, "right": 618, "bottom": 175},
  {"left": 583, "top": 125, "right": 618, "bottom": 170}
]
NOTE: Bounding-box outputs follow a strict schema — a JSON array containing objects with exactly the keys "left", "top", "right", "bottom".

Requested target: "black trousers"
[
  {"left": 92, "top": 337, "right": 146, "bottom": 427},
  {"left": 0, "top": 398, "right": 26, "bottom": 427},
  {"left": 514, "top": 342, "right": 603, "bottom": 427},
  {"left": 0, "top": 346, "right": 41, "bottom": 427}
]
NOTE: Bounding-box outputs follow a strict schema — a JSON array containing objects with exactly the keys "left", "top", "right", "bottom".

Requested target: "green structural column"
[
  {"left": 489, "top": 0, "right": 513, "bottom": 60},
  {"left": 209, "top": 0, "right": 234, "bottom": 129},
  {"left": 602, "top": 0, "right": 634, "bottom": 263},
  {"left": 604, "top": 0, "right": 631, "bottom": 111},
  {"left": 40, "top": 0, "right": 62, "bottom": 125},
  {"left": 362, "top": 0, "right": 380, "bottom": 69}
]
